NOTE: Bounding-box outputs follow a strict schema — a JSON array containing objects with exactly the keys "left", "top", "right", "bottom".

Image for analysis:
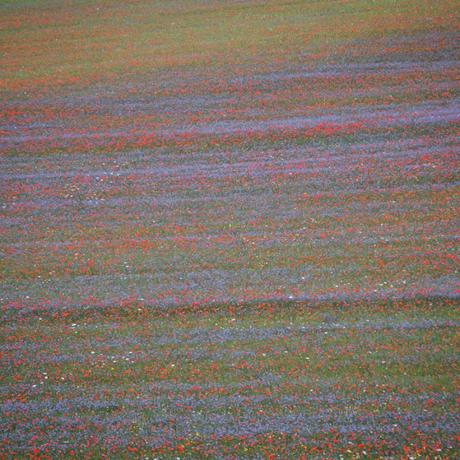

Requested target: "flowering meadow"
[{"left": 1, "top": 0, "right": 459, "bottom": 458}]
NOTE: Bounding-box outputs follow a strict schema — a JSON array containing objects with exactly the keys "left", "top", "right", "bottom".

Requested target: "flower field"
[{"left": 1, "top": 0, "right": 459, "bottom": 458}]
